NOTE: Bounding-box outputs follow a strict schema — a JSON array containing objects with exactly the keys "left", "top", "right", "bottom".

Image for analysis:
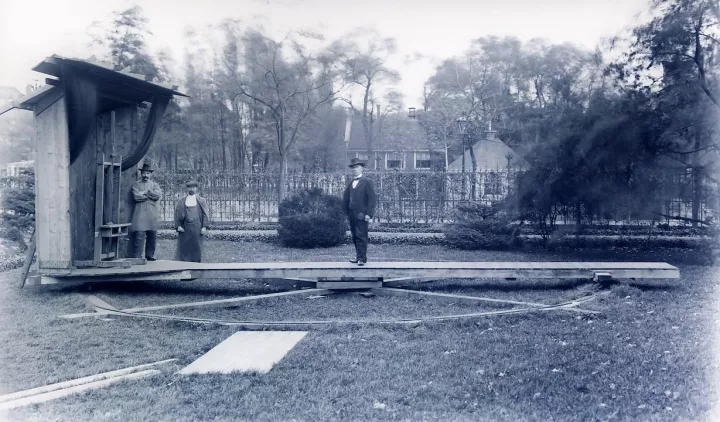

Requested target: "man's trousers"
[
  {"left": 130, "top": 230, "right": 157, "bottom": 259},
  {"left": 349, "top": 219, "right": 369, "bottom": 262}
]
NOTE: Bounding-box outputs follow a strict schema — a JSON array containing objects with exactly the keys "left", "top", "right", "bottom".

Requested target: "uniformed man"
[
  {"left": 130, "top": 162, "right": 162, "bottom": 261},
  {"left": 342, "top": 157, "right": 377, "bottom": 266},
  {"left": 174, "top": 180, "right": 210, "bottom": 262}
]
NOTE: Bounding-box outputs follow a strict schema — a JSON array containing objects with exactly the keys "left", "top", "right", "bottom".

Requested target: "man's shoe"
[
  {"left": 146, "top": 257, "right": 157, "bottom": 261},
  {"left": 349, "top": 258, "right": 358, "bottom": 263},
  {"left": 357, "top": 260, "right": 366, "bottom": 266}
]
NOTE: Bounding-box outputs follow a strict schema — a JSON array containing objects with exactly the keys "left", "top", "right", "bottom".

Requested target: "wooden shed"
[{"left": 0, "top": 55, "right": 186, "bottom": 272}]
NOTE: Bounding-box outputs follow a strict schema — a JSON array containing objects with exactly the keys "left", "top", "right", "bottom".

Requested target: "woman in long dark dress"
[{"left": 174, "top": 180, "right": 210, "bottom": 262}]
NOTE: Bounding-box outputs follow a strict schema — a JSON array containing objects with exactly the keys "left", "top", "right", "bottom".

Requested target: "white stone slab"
[{"left": 178, "top": 331, "right": 308, "bottom": 375}]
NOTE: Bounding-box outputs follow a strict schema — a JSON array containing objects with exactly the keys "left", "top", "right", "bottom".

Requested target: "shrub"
[
  {"left": 277, "top": 187, "right": 347, "bottom": 248},
  {"left": 443, "top": 202, "right": 522, "bottom": 250},
  {"left": 0, "top": 168, "right": 35, "bottom": 251}
]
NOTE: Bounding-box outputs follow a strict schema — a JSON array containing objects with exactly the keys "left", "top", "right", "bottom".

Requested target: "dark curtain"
[
  {"left": 60, "top": 63, "right": 98, "bottom": 164},
  {"left": 122, "top": 96, "right": 171, "bottom": 170}
]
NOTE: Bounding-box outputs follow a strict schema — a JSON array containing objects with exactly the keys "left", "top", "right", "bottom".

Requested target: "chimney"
[{"left": 343, "top": 108, "right": 353, "bottom": 146}]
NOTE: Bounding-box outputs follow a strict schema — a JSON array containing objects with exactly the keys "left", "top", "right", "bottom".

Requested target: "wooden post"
[
  {"left": 93, "top": 153, "right": 105, "bottom": 262},
  {"left": 19, "top": 230, "right": 36, "bottom": 288},
  {"left": 34, "top": 97, "right": 72, "bottom": 269},
  {"left": 104, "top": 111, "right": 116, "bottom": 225}
]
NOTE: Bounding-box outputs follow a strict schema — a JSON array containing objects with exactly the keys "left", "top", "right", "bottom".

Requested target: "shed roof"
[
  {"left": 1, "top": 55, "right": 188, "bottom": 117},
  {"left": 33, "top": 55, "right": 187, "bottom": 101}
]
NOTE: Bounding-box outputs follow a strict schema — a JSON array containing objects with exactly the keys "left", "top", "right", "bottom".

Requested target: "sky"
[{"left": 0, "top": 0, "right": 651, "bottom": 107}]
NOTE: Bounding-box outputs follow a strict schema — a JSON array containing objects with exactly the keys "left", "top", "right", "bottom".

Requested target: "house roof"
[
  {"left": 345, "top": 112, "right": 442, "bottom": 151},
  {"left": 448, "top": 132, "right": 531, "bottom": 171}
]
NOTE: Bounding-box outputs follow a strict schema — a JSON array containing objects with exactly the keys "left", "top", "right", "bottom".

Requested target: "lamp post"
[{"left": 456, "top": 116, "right": 469, "bottom": 200}]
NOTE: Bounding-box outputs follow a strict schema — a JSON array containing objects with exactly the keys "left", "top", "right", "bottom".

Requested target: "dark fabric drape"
[
  {"left": 122, "top": 96, "right": 171, "bottom": 170},
  {"left": 60, "top": 63, "right": 98, "bottom": 164}
]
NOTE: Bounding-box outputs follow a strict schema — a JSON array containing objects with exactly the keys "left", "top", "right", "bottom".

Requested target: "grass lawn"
[{"left": 0, "top": 240, "right": 718, "bottom": 421}]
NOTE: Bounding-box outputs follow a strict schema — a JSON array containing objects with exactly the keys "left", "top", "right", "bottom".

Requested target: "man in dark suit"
[{"left": 342, "top": 157, "right": 377, "bottom": 266}]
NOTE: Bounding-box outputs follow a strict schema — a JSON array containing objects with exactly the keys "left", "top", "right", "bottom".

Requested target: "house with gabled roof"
[
  {"left": 343, "top": 108, "right": 531, "bottom": 174},
  {"left": 448, "top": 129, "right": 531, "bottom": 172},
  {"left": 343, "top": 110, "right": 446, "bottom": 171}
]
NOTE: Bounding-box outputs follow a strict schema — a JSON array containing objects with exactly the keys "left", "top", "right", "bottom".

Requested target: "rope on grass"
[{"left": 88, "top": 291, "right": 605, "bottom": 328}]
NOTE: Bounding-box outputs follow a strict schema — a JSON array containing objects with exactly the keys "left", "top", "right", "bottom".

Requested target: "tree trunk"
[
  {"left": 233, "top": 100, "right": 245, "bottom": 173},
  {"left": 278, "top": 153, "right": 288, "bottom": 201},
  {"left": 444, "top": 144, "right": 450, "bottom": 170},
  {"left": 468, "top": 138, "right": 477, "bottom": 200},
  {"left": 691, "top": 131, "right": 703, "bottom": 227},
  {"left": 220, "top": 108, "right": 227, "bottom": 171},
  {"left": 277, "top": 111, "right": 288, "bottom": 201},
  {"left": 362, "top": 83, "right": 374, "bottom": 168},
  {"left": 692, "top": 166, "right": 702, "bottom": 227},
  {"left": 461, "top": 136, "right": 466, "bottom": 200},
  {"left": 575, "top": 201, "right": 582, "bottom": 234}
]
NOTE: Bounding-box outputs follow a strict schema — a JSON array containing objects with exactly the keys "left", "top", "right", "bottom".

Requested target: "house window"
[
  {"left": 385, "top": 152, "right": 405, "bottom": 169},
  {"left": 414, "top": 152, "right": 432, "bottom": 170},
  {"left": 484, "top": 172, "right": 502, "bottom": 195}
]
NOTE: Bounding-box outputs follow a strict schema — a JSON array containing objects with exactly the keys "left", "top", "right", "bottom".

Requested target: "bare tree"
[
  {"left": 331, "top": 29, "right": 401, "bottom": 167},
  {"left": 223, "top": 29, "right": 345, "bottom": 200}
]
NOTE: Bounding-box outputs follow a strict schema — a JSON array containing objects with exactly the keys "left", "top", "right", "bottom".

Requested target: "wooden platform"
[{"left": 26, "top": 261, "right": 680, "bottom": 286}]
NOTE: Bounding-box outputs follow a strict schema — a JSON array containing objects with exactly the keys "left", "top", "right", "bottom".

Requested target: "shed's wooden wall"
[
  {"left": 63, "top": 105, "right": 142, "bottom": 263},
  {"left": 34, "top": 96, "right": 72, "bottom": 269}
]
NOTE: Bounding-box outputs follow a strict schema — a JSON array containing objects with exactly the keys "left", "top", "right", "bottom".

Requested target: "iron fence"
[{"left": 1, "top": 169, "right": 717, "bottom": 225}]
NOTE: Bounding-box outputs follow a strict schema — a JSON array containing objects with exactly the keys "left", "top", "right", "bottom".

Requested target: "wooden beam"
[
  {"left": 97, "top": 91, "right": 146, "bottom": 108},
  {"left": 85, "top": 295, "right": 118, "bottom": 312},
  {"left": 371, "top": 288, "right": 598, "bottom": 314},
  {"left": 59, "top": 288, "right": 333, "bottom": 319},
  {"left": 594, "top": 272, "right": 612, "bottom": 282},
  {"left": 0, "top": 358, "right": 176, "bottom": 405},
  {"left": 93, "top": 153, "right": 105, "bottom": 262},
  {"left": 0, "top": 370, "right": 161, "bottom": 410},
  {"left": 115, "top": 154, "right": 123, "bottom": 258},
  {"left": 32, "top": 86, "right": 64, "bottom": 117},
  {"left": 19, "top": 230, "right": 36, "bottom": 288},
  {"left": 27, "top": 271, "right": 194, "bottom": 286},
  {"left": 35, "top": 261, "right": 682, "bottom": 282},
  {"left": 73, "top": 260, "right": 132, "bottom": 269},
  {"left": 317, "top": 281, "right": 382, "bottom": 289}
]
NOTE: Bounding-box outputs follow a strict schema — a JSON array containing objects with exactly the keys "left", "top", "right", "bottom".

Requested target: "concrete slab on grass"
[{"left": 178, "top": 331, "right": 308, "bottom": 375}]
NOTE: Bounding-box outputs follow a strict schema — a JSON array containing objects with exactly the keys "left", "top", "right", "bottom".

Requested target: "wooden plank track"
[
  {"left": 34, "top": 261, "right": 680, "bottom": 285},
  {"left": 371, "top": 288, "right": 599, "bottom": 314},
  {"left": 60, "top": 288, "right": 333, "bottom": 319}
]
